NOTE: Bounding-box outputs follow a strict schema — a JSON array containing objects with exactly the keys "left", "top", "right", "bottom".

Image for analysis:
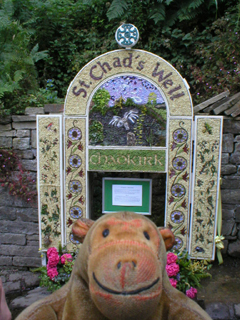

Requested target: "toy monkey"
[{"left": 16, "top": 212, "right": 212, "bottom": 320}]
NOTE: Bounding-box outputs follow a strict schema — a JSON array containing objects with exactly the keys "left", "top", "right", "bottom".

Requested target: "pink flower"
[
  {"left": 167, "top": 253, "right": 178, "bottom": 265},
  {"left": 47, "top": 267, "right": 58, "bottom": 280},
  {"left": 169, "top": 278, "right": 178, "bottom": 288},
  {"left": 61, "top": 254, "right": 73, "bottom": 265},
  {"left": 47, "top": 247, "right": 58, "bottom": 258},
  {"left": 186, "top": 287, "right": 197, "bottom": 299},
  {"left": 166, "top": 263, "right": 180, "bottom": 277},
  {"left": 47, "top": 253, "right": 60, "bottom": 268}
]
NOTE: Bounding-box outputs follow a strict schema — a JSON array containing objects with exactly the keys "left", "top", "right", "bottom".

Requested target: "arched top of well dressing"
[{"left": 64, "top": 49, "right": 193, "bottom": 118}]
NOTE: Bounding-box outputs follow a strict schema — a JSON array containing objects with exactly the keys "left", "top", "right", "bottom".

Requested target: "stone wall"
[
  {"left": 0, "top": 108, "right": 239, "bottom": 296},
  {"left": 0, "top": 107, "right": 44, "bottom": 295},
  {"left": 221, "top": 119, "right": 240, "bottom": 258}
]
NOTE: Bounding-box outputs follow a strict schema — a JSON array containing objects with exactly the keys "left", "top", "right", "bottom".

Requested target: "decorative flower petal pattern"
[
  {"left": 69, "top": 233, "right": 80, "bottom": 245},
  {"left": 172, "top": 157, "right": 187, "bottom": 171},
  {"left": 173, "top": 129, "right": 188, "bottom": 143},
  {"left": 70, "top": 206, "right": 82, "bottom": 219},
  {"left": 171, "top": 211, "right": 185, "bottom": 224},
  {"left": 68, "top": 127, "right": 82, "bottom": 141},
  {"left": 173, "top": 237, "right": 183, "bottom": 250},
  {"left": 171, "top": 184, "right": 186, "bottom": 197},
  {"left": 69, "top": 180, "right": 82, "bottom": 194},
  {"left": 69, "top": 155, "right": 82, "bottom": 168}
]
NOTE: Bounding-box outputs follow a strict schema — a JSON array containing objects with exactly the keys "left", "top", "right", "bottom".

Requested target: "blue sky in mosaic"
[{"left": 101, "top": 75, "right": 165, "bottom": 107}]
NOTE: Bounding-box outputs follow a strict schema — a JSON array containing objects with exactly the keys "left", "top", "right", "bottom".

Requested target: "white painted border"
[
  {"left": 37, "top": 114, "right": 64, "bottom": 252},
  {"left": 188, "top": 115, "right": 223, "bottom": 260}
]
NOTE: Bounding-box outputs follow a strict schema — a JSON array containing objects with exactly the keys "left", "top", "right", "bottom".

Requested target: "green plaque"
[{"left": 88, "top": 149, "right": 166, "bottom": 172}]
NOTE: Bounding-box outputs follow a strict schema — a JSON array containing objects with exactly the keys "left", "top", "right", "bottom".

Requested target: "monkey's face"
[{"left": 87, "top": 214, "right": 163, "bottom": 320}]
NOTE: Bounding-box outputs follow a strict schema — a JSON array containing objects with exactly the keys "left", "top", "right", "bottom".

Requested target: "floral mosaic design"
[
  {"left": 65, "top": 118, "right": 86, "bottom": 249},
  {"left": 89, "top": 75, "right": 167, "bottom": 147},
  {"left": 38, "top": 116, "right": 62, "bottom": 250},
  {"left": 166, "top": 120, "right": 192, "bottom": 252},
  {"left": 190, "top": 117, "right": 222, "bottom": 259}
]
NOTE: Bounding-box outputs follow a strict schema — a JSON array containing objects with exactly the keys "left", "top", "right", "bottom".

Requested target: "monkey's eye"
[
  {"left": 143, "top": 231, "right": 150, "bottom": 240},
  {"left": 102, "top": 229, "right": 109, "bottom": 237}
]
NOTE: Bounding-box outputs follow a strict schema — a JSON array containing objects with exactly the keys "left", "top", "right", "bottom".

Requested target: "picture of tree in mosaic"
[{"left": 89, "top": 75, "right": 167, "bottom": 147}]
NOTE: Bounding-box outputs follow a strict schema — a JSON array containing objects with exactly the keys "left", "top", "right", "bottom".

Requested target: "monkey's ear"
[
  {"left": 72, "top": 218, "right": 95, "bottom": 243},
  {"left": 158, "top": 227, "right": 175, "bottom": 251}
]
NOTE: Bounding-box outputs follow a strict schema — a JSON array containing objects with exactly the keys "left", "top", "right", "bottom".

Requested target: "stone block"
[
  {"left": 231, "top": 223, "right": 238, "bottom": 236},
  {"left": 0, "top": 137, "right": 12, "bottom": 148},
  {"left": 10, "top": 287, "right": 50, "bottom": 310},
  {"left": 13, "top": 197, "right": 37, "bottom": 208},
  {"left": 234, "top": 135, "right": 240, "bottom": 142},
  {"left": 0, "top": 244, "right": 39, "bottom": 257},
  {"left": 228, "top": 239, "right": 240, "bottom": 257},
  {"left": 3, "top": 281, "right": 20, "bottom": 293},
  {"left": 221, "top": 164, "right": 237, "bottom": 175},
  {"left": 0, "top": 206, "right": 16, "bottom": 220},
  {"left": 234, "top": 304, "right": 240, "bottom": 318},
  {"left": 0, "top": 130, "right": 16, "bottom": 137},
  {"left": 221, "top": 176, "right": 240, "bottom": 189},
  {"left": 44, "top": 104, "right": 64, "bottom": 113},
  {"left": 18, "top": 149, "right": 34, "bottom": 159},
  {"left": 21, "top": 159, "right": 37, "bottom": 171},
  {"left": 225, "top": 235, "right": 237, "bottom": 240},
  {"left": 223, "top": 119, "right": 240, "bottom": 134},
  {"left": 27, "top": 240, "right": 39, "bottom": 246},
  {"left": 0, "top": 220, "right": 38, "bottom": 235},
  {"left": 0, "top": 124, "right": 11, "bottom": 131},
  {"left": 0, "top": 116, "right": 11, "bottom": 124},
  {"left": 25, "top": 107, "right": 44, "bottom": 115},
  {"left": 31, "top": 130, "right": 36, "bottom": 148},
  {"left": 12, "top": 115, "right": 36, "bottom": 122},
  {"left": 16, "top": 207, "right": 38, "bottom": 223},
  {"left": 221, "top": 153, "right": 229, "bottom": 165},
  {"left": 222, "top": 133, "right": 234, "bottom": 153},
  {"left": 0, "top": 187, "right": 14, "bottom": 206},
  {"left": 13, "top": 138, "right": 30, "bottom": 150},
  {"left": 0, "top": 256, "right": 12, "bottom": 266},
  {"left": 230, "top": 152, "right": 240, "bottom": 165},
  {"left": 221, "top": 239, "right": 228, "bottom": 255},
  {"left": 205, "top": 302, "right": 230, "bottom": 319},
  {"left": 13, "top": 256, "right": 41, "bottom": 267},
  {"left": 0, "top": 233, "right": 26, "bottom": 245},
  {"left": 236, "top": 207, "right": 240, "bottom": 222},
  {"left": 222, "top": 207, "right": 235, "bottom": 220},
  {"left": 222, "top": 220, "right": 234, "bottom": 236},
  {"left": 222, "top": 189, "right": 240, "bottom": 204},
  {"left": 12, "top": 122, "right": 36, "bottom": 130},
  {"left": 27, "top": 234, "right": 39, "bottom": 241},
  {"left": 32, "top": 149, "right": 37, "bottom": 158},
  {"left": 24, "top": 272, "right": 40, "bottom": 287},
  {"left": 16, "top": 130, "right": 30, "bottom": 138},
  {"left": 235, "top": 142, "right": 240, "bottom": 152}
]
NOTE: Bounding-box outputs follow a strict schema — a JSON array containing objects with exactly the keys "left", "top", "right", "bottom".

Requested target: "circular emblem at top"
[{"left": 115, "top": 23, "right": 139, "bottom": 49}]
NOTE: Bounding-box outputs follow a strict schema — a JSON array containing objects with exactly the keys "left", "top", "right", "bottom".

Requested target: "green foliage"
[
  {"left": 176, "top": 251, "right": 212, "bottom": 293},
  {"left": 0, "top": 0, "right": 48, "bottom": 115},
  {"left": 91, "top": 88, "right": 111, "bottom": 115},
  {"left": 89, "top": 120, "right": 104, "bottom": 145}
]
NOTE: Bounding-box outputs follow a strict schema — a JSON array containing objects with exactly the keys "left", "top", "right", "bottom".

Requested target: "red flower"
[
  {"left": 67, "top": 193, "right": 72, "bottom": 200},
  {"left": 67, "top": 218, "right": 73, "bottom": 227},
  {"left": 78, "top": 196, "right": 84, "bottom": 204},
  {"left": 67, "top": 140, "right": 72, "bottom": 149},
  {"left": 169, "top": 196, "right": 174, "bottom": 204},
  {"left": 78, "top": 143, "right": 83, "bottom": 151},
  {"left": 167, "top": 252, "right": 178, "bottom": 264},
  {"left": 47, "top": 267, "right": 58, "bottom": 280},
  {"left": 180, "top": 227, "right": 187, "bottom": 236},
  {"left": 181, "top": 199, "right": 187, "bottom": 209},
  {"left": 171, "top": 142, "right": 177, "bottom": 151},
  {"left": 183, "top": 144, "right": 189, "bottom": 153},
  {"left": 170, "top": 169, "right": 176, "bottom": 178},
  {"left": 78, "top": 169, "right": 84, "bottom": 177},
  {"left": 182, "top": 172, "right": 188, "bottom": 181}
]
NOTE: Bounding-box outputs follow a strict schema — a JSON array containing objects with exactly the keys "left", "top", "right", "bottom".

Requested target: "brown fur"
[{"left": 16, "top": 212, "right": 212, "bottom": 320}]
